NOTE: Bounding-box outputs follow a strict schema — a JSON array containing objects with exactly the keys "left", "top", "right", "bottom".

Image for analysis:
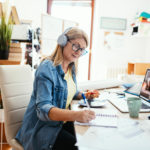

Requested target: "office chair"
[{"left": 0, "top": 65, "right": 33, "bottom": 150}]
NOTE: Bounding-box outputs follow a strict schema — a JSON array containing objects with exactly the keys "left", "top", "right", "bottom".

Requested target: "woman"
[{"left": 16, "top": 27, "right": 99, "bottom": 150}]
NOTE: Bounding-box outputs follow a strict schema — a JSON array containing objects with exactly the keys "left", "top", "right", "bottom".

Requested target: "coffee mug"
[{"left": 127, "top": 97, "right": 142, "bottom": 118}]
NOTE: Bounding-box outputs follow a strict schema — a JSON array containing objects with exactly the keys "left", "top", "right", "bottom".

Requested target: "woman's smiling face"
[{"left": 62, "top": 38, "right": 87, "bottom": 63}]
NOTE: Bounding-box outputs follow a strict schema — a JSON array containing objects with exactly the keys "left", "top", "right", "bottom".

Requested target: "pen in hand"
[{"left": 82, "top": 93, "right": 90, "bottom": 109}]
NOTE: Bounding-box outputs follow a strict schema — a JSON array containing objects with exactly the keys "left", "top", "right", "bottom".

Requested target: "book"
[
  {"left": 8, "top": 52, "right": 22, "bottom": 61},
  {"left": 75, "top": 109, "right": 118, "bottom": 128},
  {"left": 10, "top": 42, "right": 21, "bottom": 48},
  {"left": 9, "top": 47, "right": 22, "bottom": 53}
]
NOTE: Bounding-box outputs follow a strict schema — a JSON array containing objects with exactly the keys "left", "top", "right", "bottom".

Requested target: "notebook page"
[{"left": 75, "top": 109, "right": 118, "bottom": 127}]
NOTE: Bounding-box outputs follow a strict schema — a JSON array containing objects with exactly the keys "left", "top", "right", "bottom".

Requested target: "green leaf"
[{"left": 0, "top": 14, "right": 13, "bottom": 51}]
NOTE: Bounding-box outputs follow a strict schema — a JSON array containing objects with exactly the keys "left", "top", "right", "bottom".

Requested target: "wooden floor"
[{"left": 0, "top": 123, "right": 12, "bottom": 150}]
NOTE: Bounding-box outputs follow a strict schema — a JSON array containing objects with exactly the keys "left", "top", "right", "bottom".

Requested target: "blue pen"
[{"left": 81, "top": 93, "right": 90, "bottom": 109}]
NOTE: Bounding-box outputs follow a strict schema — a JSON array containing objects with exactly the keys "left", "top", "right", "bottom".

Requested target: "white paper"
[
  {"left": 76, "top": 119, "right": 150, "bottom": 150},
  {"left": 75, "top": 109, "right": 118, "bottom": 127}
]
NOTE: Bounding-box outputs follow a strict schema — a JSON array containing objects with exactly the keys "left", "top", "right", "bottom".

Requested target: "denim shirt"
[{"left": 15, "top": 59, "right": 79, "bottom": 150}]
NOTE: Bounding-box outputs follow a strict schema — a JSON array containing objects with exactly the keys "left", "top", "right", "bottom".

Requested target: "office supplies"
[
  {"left": 78, "top": 98, "right": 107, "bottom": 108},
  {"left": 124, "top": 82, "right": 142, "bottom": 96},
  {"left": 116, "top": 91, "right": 125, "bottom": 96},
  {"left": 75, "top": 109, "right": 117, "bottom": 127},
  {"left": 81, "top": 93, "right": 90, "bottom": 109},
  {"left": 90, "top": 99, "right": 106, "bottom": 108},
  {"left": 108, "top": 69, "right": 150, "bottom": 112}
]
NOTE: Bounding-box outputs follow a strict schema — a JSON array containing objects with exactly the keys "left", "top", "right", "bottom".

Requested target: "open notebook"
[{"left": 75, "top": 109, "right": 118, "bottom": 128}]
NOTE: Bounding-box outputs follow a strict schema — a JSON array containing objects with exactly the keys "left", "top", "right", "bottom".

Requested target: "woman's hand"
[
  {"left": 75, "top": 110, "right": 95, "bottom": 123},
  {"left": 85, "top": 89, "right": 100, "bottom": 100}
]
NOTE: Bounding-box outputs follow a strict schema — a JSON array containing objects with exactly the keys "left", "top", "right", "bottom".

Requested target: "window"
[{"left": 51, "top": 0, "right": 92, "bottom": 82}]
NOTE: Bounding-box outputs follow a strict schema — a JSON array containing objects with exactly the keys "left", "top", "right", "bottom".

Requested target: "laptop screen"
[{"left": 140, "top": 69, "right": 150, "bottom": 101}]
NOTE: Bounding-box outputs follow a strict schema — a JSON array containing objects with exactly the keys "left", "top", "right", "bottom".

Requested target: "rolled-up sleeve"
[{"left": 35, "top": 68, "right": 55, "bottom": 122}]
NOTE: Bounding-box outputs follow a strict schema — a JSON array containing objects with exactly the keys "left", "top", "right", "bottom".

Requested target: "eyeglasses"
[{"left": 68, "top": 40, "right": 88, "bottom": 55}]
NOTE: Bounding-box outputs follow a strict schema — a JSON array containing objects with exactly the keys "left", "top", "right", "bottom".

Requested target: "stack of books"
[{"left": 8, "top": 42, "right": 22, "bottom": 61}]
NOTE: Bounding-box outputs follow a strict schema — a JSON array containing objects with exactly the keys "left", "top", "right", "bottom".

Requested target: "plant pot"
[{"left": 0, "top": 49, "right": 9, "bottom": 60}]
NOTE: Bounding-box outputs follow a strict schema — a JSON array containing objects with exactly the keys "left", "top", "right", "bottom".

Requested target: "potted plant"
[{"left": 0, "top": 13, "right": 13, "bottom": 59}]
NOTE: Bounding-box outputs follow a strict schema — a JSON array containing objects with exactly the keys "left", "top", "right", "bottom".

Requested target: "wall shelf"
[
  {"left": 128, "top": 62, "right": 150, "bottom": 75},
  {"left": 0, "top": 60, "right": 20, "bottom": 65}
]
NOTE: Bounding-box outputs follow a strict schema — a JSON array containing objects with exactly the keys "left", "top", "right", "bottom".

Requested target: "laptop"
[{"left": 108, "top": 69, "right": 150, "bottom": 113}]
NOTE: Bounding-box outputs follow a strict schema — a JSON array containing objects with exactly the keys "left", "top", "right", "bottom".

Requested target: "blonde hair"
[{"left": 45, "top": 27, "right": 89, "bottom": 74}]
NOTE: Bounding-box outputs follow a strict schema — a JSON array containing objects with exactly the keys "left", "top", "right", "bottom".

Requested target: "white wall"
[
  {"left": 1, "top": 0, "right": 150, "bottom": 81},
  {"left": 0, "top": 0, "right": 47, "bottom": 28},
  {"left": 145, "top": 38, "right": 150, "bottom": 61},
  {"left": 91, "top": 0, "right": 150, "bottom": 80},
  {"left": 51, "top": 3, "right": 92, "bottom": 82}
]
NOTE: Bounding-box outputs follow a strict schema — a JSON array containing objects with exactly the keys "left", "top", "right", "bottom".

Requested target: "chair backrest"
[{"left": 0, "top": 65, "right": 33, "bottom": 148}]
